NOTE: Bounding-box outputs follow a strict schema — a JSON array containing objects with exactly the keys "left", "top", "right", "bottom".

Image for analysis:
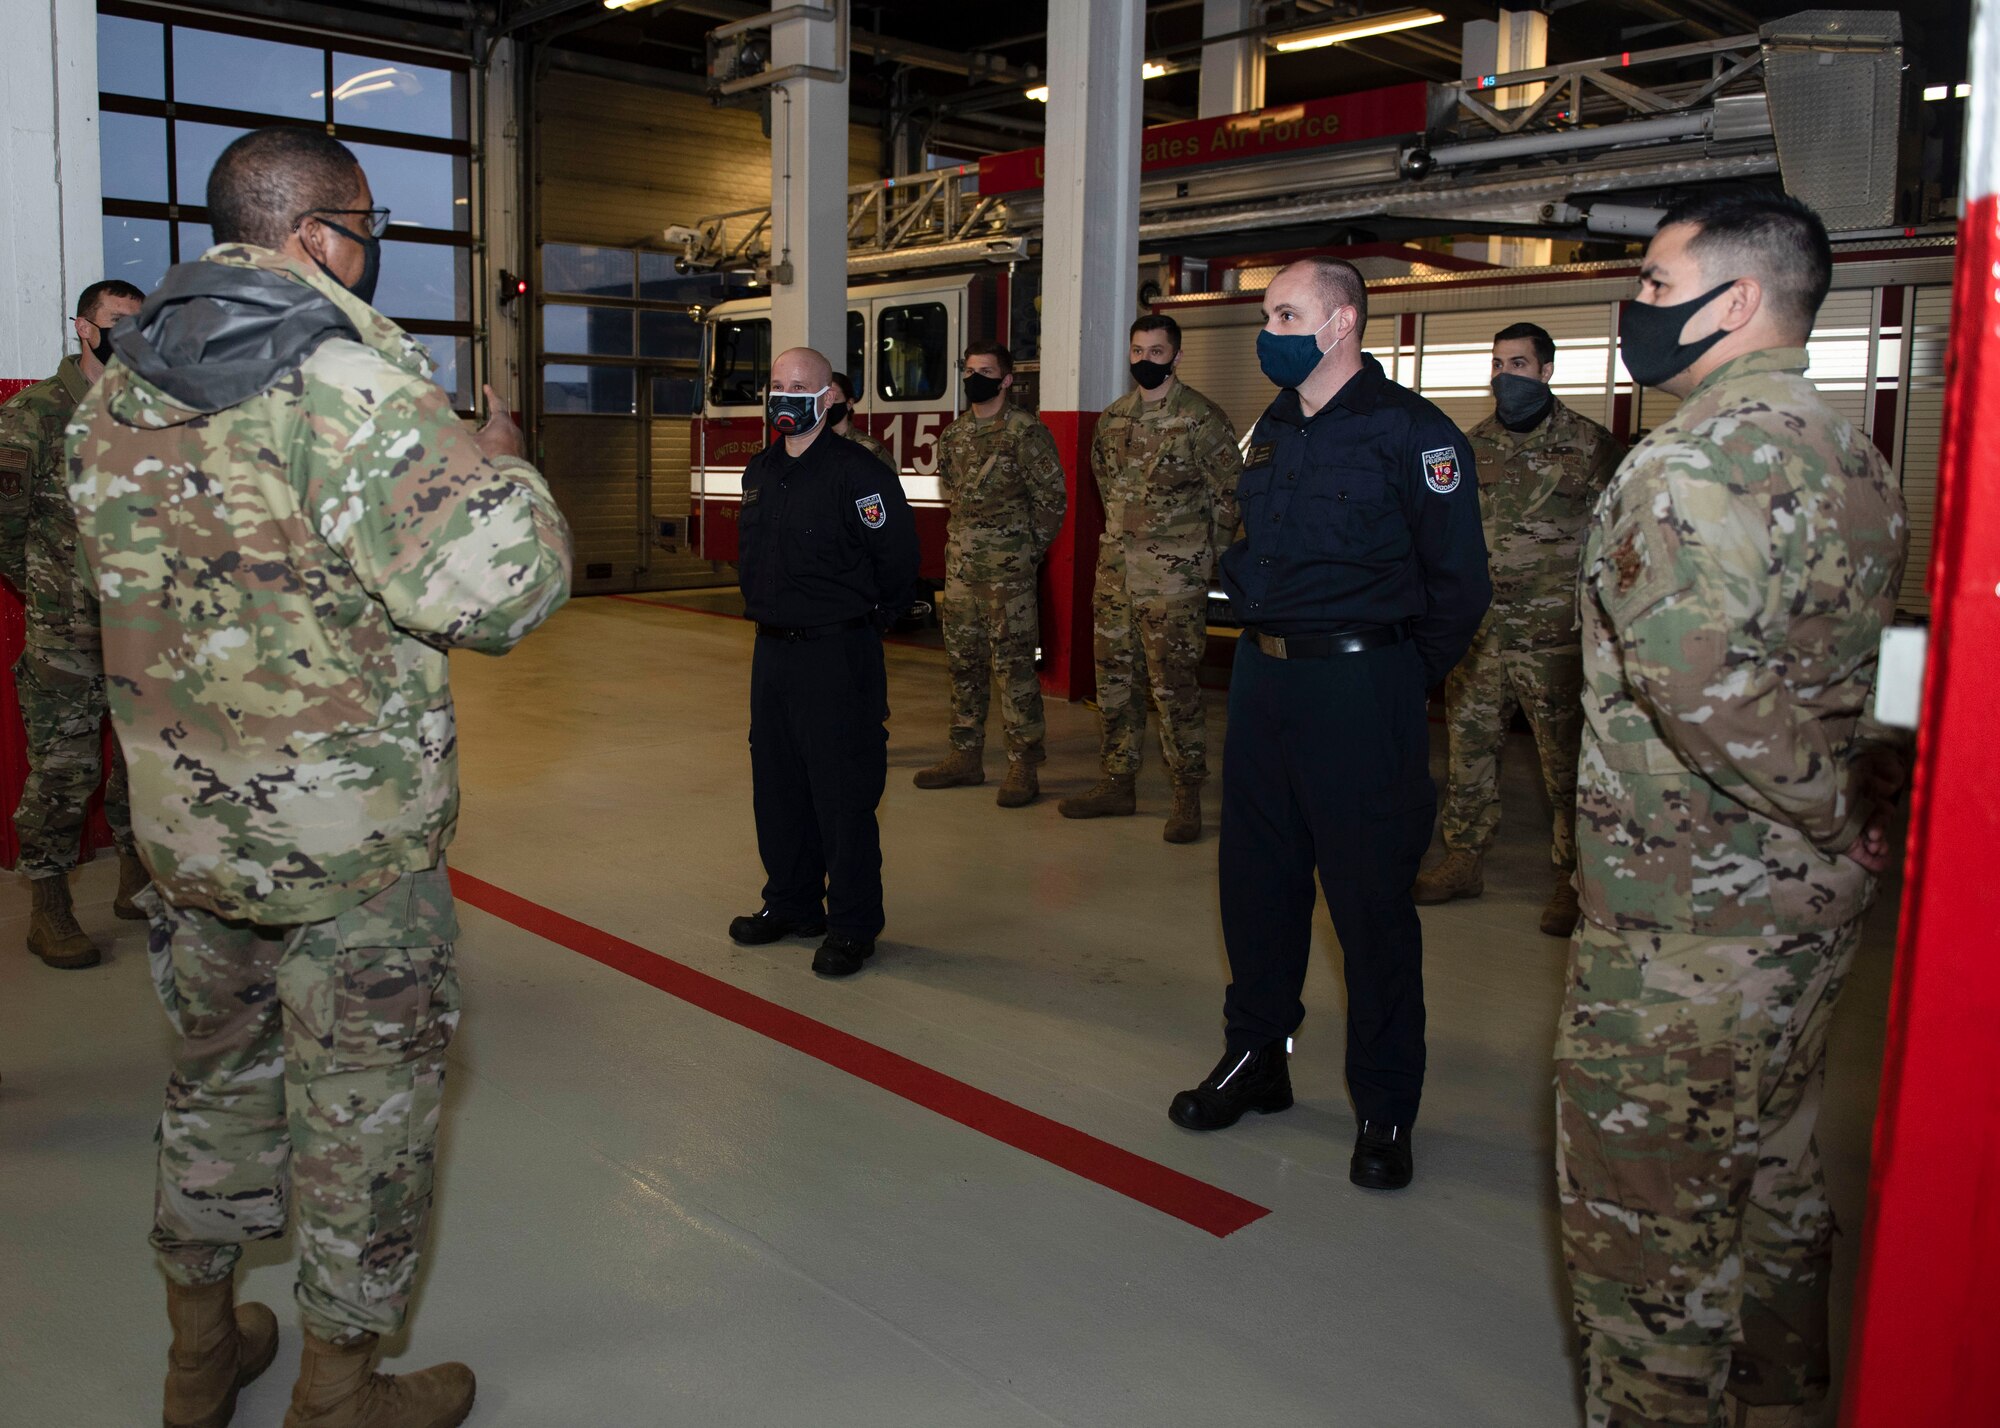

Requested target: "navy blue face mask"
[{"left": 1256, "top": 308, "right": 1342, "bottom": 389}]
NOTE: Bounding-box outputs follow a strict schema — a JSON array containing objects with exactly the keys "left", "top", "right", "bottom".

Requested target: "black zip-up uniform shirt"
[
  {"left": 737, "top": 429, "right": 919, "bottom": 627},
  {"left": 1220, "top": 353, "right": 1492, "bottom": 684}
]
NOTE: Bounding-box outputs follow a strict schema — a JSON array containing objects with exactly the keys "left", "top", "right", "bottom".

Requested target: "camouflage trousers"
[
  {"left": 11, "top": 642, "right": 132, "bottom": 876},
  {"left": 148, "top": 864, "right": 461, "bottom": 1344},
  {"left": 1556, "top": 917, "right": 1860, "bottom": 1427},
  {"left": 1440, "top": 637, "right": 1583, "bottom": 869},
  {"left": 943, "top": 572, "right": 1046, "bottom": 759},
  {"left": 1091, "top": 568, "right": 1207, "bottom": 782}
]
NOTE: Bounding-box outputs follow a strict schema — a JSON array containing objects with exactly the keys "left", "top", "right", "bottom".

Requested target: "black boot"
[
  {"left": 811, "top": 933, "right": 875, "bottom": 977},
  {"left": 1349, "top": 1120, "right": 1414, "bottom": 1190},
  {"left": 728, "top": 908, "right": 828, "bottom": 945},
  {"left": 1167, "top": 1043, "right": 1293, "bottom": 1131}
]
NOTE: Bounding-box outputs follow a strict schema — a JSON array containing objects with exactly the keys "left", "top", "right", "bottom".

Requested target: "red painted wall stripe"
[{"left": 447, "top": 868, "right": 1272, "bottom": 1238}]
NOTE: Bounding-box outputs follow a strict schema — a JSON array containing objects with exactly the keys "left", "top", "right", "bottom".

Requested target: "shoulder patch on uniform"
[
  {"left": 0, "top": 447, "right": 26, "bottom": 473},
  {"left": 1610, "top": 530, "right": 1646, "bottom": 594},
  {"left": 856, "top": 493, "right": 886, "bottom": 529},
  {"left": 1245, "top": 441, "right": 1276, "bottom": 469},
  {"left": 1421, "top": 446, "right": 1461, "bottom": 494}
]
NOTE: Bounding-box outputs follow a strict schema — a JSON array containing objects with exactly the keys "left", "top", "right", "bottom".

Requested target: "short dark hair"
[
  {"left": 208, "top": 127, "right": 363, "bottom": 251},
  {"left": 828, "top": 370, "right": 858, "bottom": 402},
  {"left": 963, "top": 340, "right": 1014, "bottom": 376},
  {"left": 1130, "top": 313, "right": 1181, "bottom": 350},
  {"left": 1493, "top": 321, "right": 1554, "bottom": 367},
  {"left": 1658, "top": 191, "right": 1833, "bottom": 337},
  {"left": 1288, "top": 256, "right": 1369, "bottom": 331},
  {"left": 76, "top": 280, "right": 144, "bottom": 320}
]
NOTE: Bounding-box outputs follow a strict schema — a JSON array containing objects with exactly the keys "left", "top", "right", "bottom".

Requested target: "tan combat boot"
[
  {"left": 284, "top": 1330, "right": 475, "bottom": 1428},
  {"left": 114, "top": 845, "right": 152, "bottom": 920},
  {"left": 1058, "top": 772, "right": 1138, "bottom": 819},
  {"left": 1411, "top": 850, "right": 1483, "bottom": 905},
  {"left": 1540, "top": 871, "right": 1581, "bottom": 938},
  {"left": 164, "top": 1278, "right": 280, "bottom": 1428},
  {"left": 913, "top": 747, "right": 985, "bottom": 789},
  {"left": 996, "top": 755, "right": 1040, "bottom": 808},
  {"left": 1163, "top": 781, "right": 1203, "bottom": 843},
  {"left": 27, "top": 874, "right": 100, "bottom": 970}
]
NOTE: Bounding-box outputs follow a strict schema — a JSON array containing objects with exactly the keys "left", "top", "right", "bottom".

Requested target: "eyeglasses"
[{"left": 294, "top": 207, "right": 393, "bottom": 238}]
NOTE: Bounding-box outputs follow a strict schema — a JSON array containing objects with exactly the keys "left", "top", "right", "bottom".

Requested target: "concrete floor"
[{"left": 0, "top": 594, "right": 1900, "bottom": 1426}]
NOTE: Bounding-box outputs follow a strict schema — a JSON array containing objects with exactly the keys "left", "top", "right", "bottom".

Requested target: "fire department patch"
[
  {"left": 1421, "top": 446, "right": 1460, "bottom": 494},
  {"left": 856, "top": 493, "right": 887, "bottom": 529}
]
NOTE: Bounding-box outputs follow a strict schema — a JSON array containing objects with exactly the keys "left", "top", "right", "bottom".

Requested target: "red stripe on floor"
[{"left": 448, "top": 868, "right": 1271, "bottom": 1238}]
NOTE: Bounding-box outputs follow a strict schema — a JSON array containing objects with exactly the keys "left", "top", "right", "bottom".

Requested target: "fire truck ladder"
[{"left": 673, "top": 16, "right": 1900, "bottom": 271}]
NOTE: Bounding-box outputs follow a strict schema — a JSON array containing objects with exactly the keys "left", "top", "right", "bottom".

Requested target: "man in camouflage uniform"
[
  {"left": 1556, "top": 194, "right": 1907, "bottom": 1428},
  {"left": 68, "top": 129, "right": 571, "bottom": 1428},
  {"left": 1413, "top": 322, "right": 1623, "bottom": 934},
  {"left": 1, "top": 278, "right": 150, "bottom": 969},
  {"left": 1059, "top": 314, "right": 1239, "bottom": 842},
  {"left": 828, "top": 370, "right": 897, "bottom": 473},
  {"left": 913, "top": 341, "right": 1067, "bottom": 807}
]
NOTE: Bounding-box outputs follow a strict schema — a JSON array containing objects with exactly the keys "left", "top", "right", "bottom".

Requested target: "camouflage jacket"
[
  {"left": 1575, "top": 347, "right": 1907, "bottom": 936},
  {"left": 843, "top": 426, "right": 897, "bottom": 474},
  {"left": 67, "top": 244, "right": 573, "bottom": 925},
  {"left": 937, "top": 404, "right": 1066, "bottom": 584},
  {"left": 0, "top": 356, "right": 100, "bottom": 651},
  {"left": 1465, "top": 398, "right": 1623, "bottom": 650},
  {"left": 1090, "top": 379, "right": 1241, "bottom": 599}
]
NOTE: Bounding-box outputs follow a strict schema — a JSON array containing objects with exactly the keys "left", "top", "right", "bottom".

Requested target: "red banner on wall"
[{"left": 977, "top": 82, "right": 1433, "bottom": 197}]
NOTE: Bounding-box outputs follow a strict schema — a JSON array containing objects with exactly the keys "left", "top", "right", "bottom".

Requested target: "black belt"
[
  {"left": 756, "top": 615, "right": 873, "bottom": 641},
  {"left": 1243, "top": 624, "right": 1408, "bottom": 659}
]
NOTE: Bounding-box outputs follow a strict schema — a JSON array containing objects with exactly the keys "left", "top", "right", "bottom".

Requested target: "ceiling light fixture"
[
  {"left": 604, "top": 0, "right": 674, "bottom": 10},
  {"left": 1270, "top": 8, "right": 1445, "bottom": 53},
  {"left": 1026, "top": 61, "right": 1170, "bottom": 102}
]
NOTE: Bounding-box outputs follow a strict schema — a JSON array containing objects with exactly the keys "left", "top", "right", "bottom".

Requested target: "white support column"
[
  {"left": 1036, "top": 0, "right": 1143, "bottom": 699},
  {"left": 1198, "top": 0, "right": 1264, "bottom": 118},
  {"left": 1, "top": 0, "right": 102, "bottom": 381},
  {"left": 767, "top": 0, "right": 848, "bottom": 363},
  {"left": 1042, "top": 0, "right": 1142, "bottom": 418},
  {"left": 1458, "top": 8, "right": 1551, "bottom": 267}
]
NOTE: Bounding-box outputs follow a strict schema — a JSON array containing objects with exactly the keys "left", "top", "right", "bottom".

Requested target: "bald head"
[{"left": 771, "top": 347, "right": 832, "bottom": 393}]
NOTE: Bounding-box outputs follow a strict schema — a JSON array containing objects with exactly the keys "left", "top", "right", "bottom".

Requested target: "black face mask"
[
  {"left": 82, "top": 320, "right": 114, "bottom": 366},
  {"left": 1618, "top": 279, "right": 1739, "bottom": 389},
  {"left": 825, "top": 401, "right": 850, "bottom": 428},
  {"left": 963, "top": 371, "right": 1004, "bottom": 405},
  {"left": 1491, "top": 372, "right": 1553, "bottom": 431},
  {"left": 1130, "top": 358, "right": 1174, "bottom": 391},
  {"left": 309, "top": 218, "right": 382, "bottom": 308}
]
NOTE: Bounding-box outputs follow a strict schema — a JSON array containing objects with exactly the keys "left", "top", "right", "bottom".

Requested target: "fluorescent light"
[
  {"left": 605, "top": 0, "right": 673, "bottom": 9},
  {"left": 1272, "top": 8, "right": 1444, "bottom": 53},
  {"left": 1958, "top": 82, "right": 1972, "bottom": 98},
  {"left": 1028, "top": 62, "right": 1167, "bottom": 102},
  {"left": 1924, "top": 84, "right": 1948, "bottom": 100}
]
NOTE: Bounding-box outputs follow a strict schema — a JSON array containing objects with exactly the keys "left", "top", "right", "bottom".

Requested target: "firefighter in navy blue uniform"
[
  {"left": 1167, "top": 258, "right": 1491, "bottom": 1190},
  {"left": 729, "top": 346, "right": 919, "bottom": 977}
]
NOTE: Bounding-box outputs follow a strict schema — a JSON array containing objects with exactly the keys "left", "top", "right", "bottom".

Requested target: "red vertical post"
[
  {"left": 1841, "top": 12, "right": 2000, "bottom": 1419},
  {"left": 1037, "top": 411, "right": 1104, "bottom": 701}
]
